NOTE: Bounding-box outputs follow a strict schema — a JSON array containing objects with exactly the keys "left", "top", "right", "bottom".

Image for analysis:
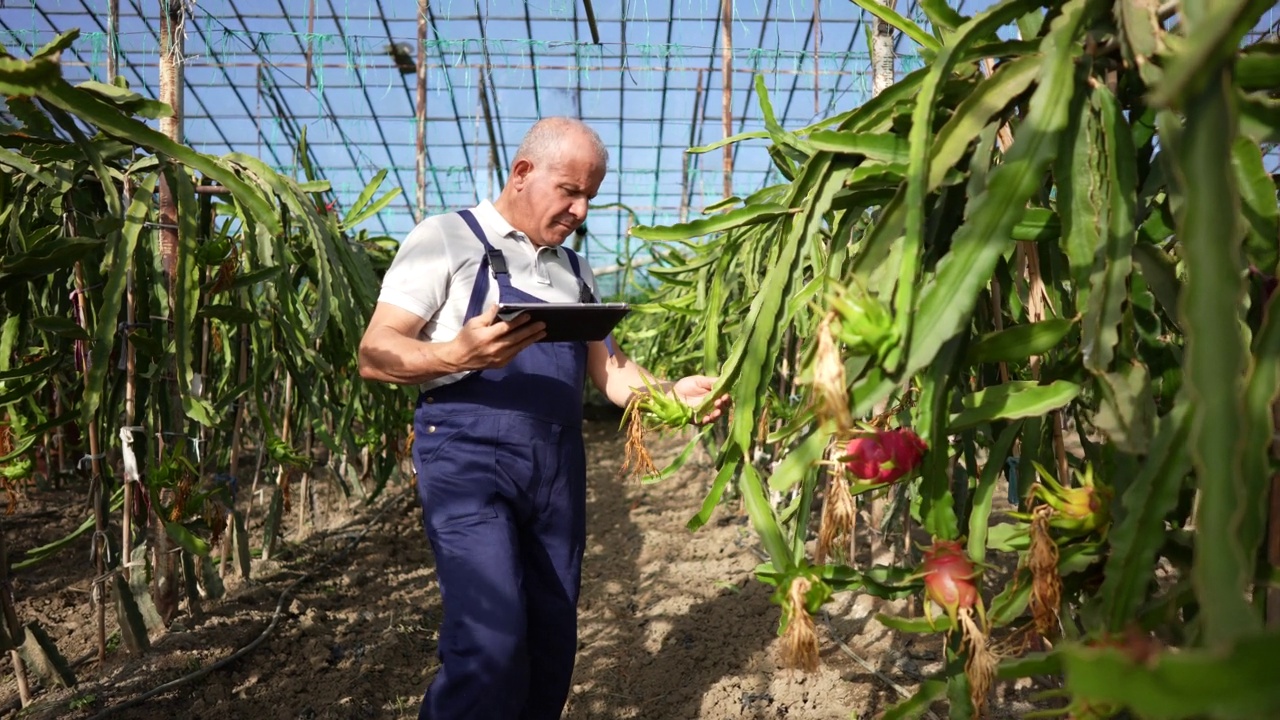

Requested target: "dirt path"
[{"left": 1, "top": 418, "right": 968, "bottom": 720}]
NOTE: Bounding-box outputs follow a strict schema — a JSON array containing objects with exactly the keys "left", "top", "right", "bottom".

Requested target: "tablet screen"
[{"left": 497, "top": 303, "right": 630, "bottom": 343}]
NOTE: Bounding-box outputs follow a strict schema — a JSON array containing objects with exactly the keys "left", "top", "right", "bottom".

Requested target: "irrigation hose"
[{"left": 83, "top": 492, "right": 403, "bottom": 720}]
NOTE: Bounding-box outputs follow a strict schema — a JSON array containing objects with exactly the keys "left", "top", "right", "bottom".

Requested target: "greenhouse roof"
[
  {"left": 0, "top": 0, "right": 952, "bottom": 264},
  {"left": 4, "top": 1, "right": 1278, "bottom": 268}
]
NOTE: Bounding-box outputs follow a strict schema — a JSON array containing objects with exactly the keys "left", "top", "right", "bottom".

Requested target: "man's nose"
[{"left": 569, "top": 197, "right": 588, "bottom": 220}]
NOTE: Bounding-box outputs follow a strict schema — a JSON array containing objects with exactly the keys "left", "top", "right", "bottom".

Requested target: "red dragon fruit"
[{"left": 842, "top": 428, "right": 927, "bottom": 484}]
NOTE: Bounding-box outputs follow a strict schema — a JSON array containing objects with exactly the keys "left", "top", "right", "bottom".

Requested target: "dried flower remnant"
[
  {"left": 959, "top": 606, "right": 997, "bottom": 718},
  {"left": 815, "top": 469, "right": 857, "bottom": 564},
  {"left": 621, "top": 398, "right": 661, "bottom": 481},
  {"left": 810, "top": 312, "right": 853, "bottom": 432},
  {"left": 1028, "top": 505, "right": 1063, "bottom": 639},
  {"left": 779, "top": 576, "right": 820, "bottom": 672}
]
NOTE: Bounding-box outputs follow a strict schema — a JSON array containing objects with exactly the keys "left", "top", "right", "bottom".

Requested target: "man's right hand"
[{"left": 444, "top": 304, "right": 546, "bottom": 371}]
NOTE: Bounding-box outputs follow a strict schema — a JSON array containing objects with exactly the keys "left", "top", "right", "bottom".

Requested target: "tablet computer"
[{"left": 496, "top": 302, "right": 630, "bottom": 343}]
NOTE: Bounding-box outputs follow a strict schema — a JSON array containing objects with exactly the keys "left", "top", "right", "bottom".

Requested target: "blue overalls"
[{"left": 412, "top": 209, "right": 592, "bottom": 720}]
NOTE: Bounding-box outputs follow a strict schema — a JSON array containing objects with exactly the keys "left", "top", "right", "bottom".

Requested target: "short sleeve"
[{"left": 377, "top": 220, "right": 453, "bottom": 321}]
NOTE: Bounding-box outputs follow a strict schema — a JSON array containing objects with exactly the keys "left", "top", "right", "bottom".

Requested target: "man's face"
[{"left": 511, "top": 136, "right": 606, "bottom": 247}]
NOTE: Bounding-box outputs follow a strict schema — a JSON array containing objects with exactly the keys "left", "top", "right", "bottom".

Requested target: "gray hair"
[{"left": 512, "top": 117, "right": 609, "bottom": 168}]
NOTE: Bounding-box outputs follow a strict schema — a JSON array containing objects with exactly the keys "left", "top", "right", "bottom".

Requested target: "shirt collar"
[
  {"left": 471, "top": 200, "right": 561, "bottom": 256},
  {"left": 472, "top": 199, "right": 522, "bottom": 241}
]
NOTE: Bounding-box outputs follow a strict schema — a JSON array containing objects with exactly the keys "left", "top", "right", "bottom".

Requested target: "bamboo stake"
[
  {"left": 71, "top": 252, "right": 108, "bottom": 664},
  {"left": 219, "top": 327, "right": 250, "bottom": 578},
  {"left": 0, "top": 520, "right": 32, "bottom": 707},
  {"left": 415, "top": 0, "right": 428, "bottom": 222},
  {"left": 123, "top": 179, "right": 138, "bottom": 582},
  {"left": 263, "top": 374, "right": 294, "bottom": 562},
  {"left": 720, "top": 0, "right": 733, "bottom": 200}
]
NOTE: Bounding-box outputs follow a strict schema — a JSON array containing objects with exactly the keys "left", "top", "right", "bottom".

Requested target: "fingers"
[{"left": 476, "top": 303, "right": 500, "bottom": 325}]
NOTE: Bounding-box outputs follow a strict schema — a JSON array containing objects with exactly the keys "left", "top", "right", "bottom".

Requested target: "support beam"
[
  {"left": 679, "top": 69, "right": 704, "bottom": 224},
  {"left": 582, "top": 0, "right": 602, "bottom": 44},
  {"left": 813, "top": 0, "right": 821, "bottom": 114},
  {"left": 477, "top": 72, "right": 505, "bottom": 190},
  {"left": 305, "top": 0, "right": 317, "bottom": 90}
]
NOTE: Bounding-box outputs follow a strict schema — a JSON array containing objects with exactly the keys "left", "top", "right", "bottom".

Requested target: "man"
[{"left": 358, "top": 117, "right": 726, "bottom": 720}]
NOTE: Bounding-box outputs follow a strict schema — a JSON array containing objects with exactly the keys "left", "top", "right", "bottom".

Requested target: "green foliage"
[
  {"left": 626, "top": 0, "right": 1280, "bottom": 717},
  {"left": 0, "top": 32, "right": 410, "bottom": 576}
]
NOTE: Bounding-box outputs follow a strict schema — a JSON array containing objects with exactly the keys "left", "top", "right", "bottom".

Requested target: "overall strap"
[
  {"left": 458, "top": 209, "right": 512, "bottom": 319},
  {"left": 561, "top": 246, "right": 597, "bottom": 304},
  {"left": 561, "top": 246, "right": 617, "bottom": 356}
]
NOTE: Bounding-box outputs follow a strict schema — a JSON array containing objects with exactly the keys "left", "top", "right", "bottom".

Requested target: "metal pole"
[{"left": 416, "top": 0, "right": 429, "bottom": 221}]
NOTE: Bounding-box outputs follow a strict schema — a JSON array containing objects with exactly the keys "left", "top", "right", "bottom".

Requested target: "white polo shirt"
[{"left": 377, "top": 200, "right": 602, "bottom": 390}]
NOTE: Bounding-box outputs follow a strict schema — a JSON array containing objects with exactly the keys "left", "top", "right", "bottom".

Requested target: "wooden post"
[
  {"left": 867, "top": 0, "right": 897, "bottom": 570},
  {"left": 720, "top": 0, "right": 733, "bottom": 200},
  {"left": 305, "top": 0, "right": 317, "bottom": 91},
  {"left": 871, "top": 1, "right": 896, "bottom": 97},
  {"left": 416, "top": 0, "right": 429, "bottom": 222},
  {"left": 158, "top": 0, "right": 184, "bottom": 282},
  {"left": 107, "top": 0, "right": 120, "bottom": 82},
  {"left": 153, "top": 0, "right": 186, "bottom": 626}
]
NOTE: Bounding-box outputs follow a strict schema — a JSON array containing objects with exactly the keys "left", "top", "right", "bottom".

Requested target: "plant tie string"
[
  {"left": 78, "top": 452, "right": 106, "bottom": 470},
  {"left": 119, "top": 426, "right": 143, "bottom": 483}
]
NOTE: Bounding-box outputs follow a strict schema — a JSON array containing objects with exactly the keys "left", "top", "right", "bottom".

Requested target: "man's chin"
[{"left": 540, "top": 230, "right": 571, "bottom": 246}]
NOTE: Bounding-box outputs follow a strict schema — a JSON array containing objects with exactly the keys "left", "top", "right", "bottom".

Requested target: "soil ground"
[{"left": 0, "top": 413, "right": 1040, "bottom": 720}]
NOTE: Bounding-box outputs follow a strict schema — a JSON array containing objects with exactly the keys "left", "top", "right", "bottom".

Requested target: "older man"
[{"left": 358, "top": 117, "right": 724, "bottom": 720}]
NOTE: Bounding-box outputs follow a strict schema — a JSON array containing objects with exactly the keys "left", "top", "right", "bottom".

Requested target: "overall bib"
[{"left": 413, "top": 210, "right": 591, "bottom": 720}]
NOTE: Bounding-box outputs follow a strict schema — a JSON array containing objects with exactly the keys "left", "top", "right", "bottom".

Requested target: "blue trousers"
[{"left": 414, "top": 411, "right": 587, "bottom": 720}]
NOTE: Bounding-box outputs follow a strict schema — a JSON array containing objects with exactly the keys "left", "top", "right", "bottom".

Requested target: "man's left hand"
[{"left": 672, "top": 375, "right": 731, "bottom": 425}]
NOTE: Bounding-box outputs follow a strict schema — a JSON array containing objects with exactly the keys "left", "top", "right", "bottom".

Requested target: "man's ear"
[{"left": 509, "top": 158, "right": 533, "bottom": 189}]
